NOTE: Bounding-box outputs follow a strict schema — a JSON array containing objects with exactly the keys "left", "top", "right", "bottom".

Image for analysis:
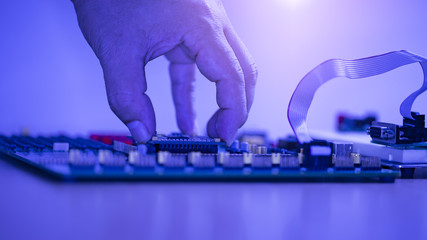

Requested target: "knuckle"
[
  {"left": 246, "top": 62, "right": 258, "bottom": 86},
  {"left": 188, "top": 1, "right": 224, "bottom": 34},
  {"left": 194, "top": 1, "right": 216, "bottom": 19},
  {"left": 83, "top": 28, "right": 116, "bottom": 65},
  {"left": 226, "top": 57, "right": 245, "bottom": 83}
]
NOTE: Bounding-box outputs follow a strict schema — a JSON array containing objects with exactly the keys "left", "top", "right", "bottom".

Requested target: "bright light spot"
[{"left": 276, "top": 0, "right": 309, "bottom": 10}]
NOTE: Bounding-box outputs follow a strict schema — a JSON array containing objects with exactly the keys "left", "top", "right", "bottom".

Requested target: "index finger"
[
  {"left": 183, "top": 31, "right": 247, "bottom": 144},
  {"left": 100, "top": 51, "right": 156, "bottom": 144}
]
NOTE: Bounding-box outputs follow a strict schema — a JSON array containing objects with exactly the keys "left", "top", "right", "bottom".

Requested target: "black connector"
[
  {"left": 368, "top": 112, "right": 427, "bottom": 145},
  {"left": 302, "top": 140, "right": 333, "bottom": 170},
  {"left": 401, "top": 112, "right": 427, "bottom": 142}
]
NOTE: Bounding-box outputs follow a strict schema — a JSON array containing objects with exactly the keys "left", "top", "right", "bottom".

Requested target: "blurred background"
[{"left": 1, "top": 0, "right": 427, "bottom": 140}]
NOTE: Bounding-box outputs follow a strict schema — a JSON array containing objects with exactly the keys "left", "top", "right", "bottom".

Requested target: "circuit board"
[
  {"left": 362, "top": 112, "right": 427, "bottom": 178},
  {"left": 0, "top": 134, "right": 399, "bottom": 182}
]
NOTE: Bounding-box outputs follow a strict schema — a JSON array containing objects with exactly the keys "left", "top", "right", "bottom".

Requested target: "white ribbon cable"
[{"left": 288, "top": 50, "right": 427, "bottom": 144}]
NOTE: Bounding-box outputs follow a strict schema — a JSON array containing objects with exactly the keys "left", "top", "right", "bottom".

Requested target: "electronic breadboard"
[{"left": 0, "top": 134, "right": 399, "bottom": 182}]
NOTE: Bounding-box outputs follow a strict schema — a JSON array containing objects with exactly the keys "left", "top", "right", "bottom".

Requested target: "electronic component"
[
  {"left": 277, "top": 135, "right": 301, "bottom": 152},
  {"left": 157, "top": 152, "right": 186, "bottom": 168},
  {"left": 188, "top": 152, "right": 215, "bottom": 168},
  {"left": 368, "top": 112, "right": 427, "bottom": 145},
  {"left": 337, "top": 113, "right": 377, "bottom": 132},
  {"left": 288, "top": 50, "right": 427, "bottom": 144},
  {"left": 69, "top": 150, "right": 97, "bottom": 166},
  {"left": 333, "top": 154, "right": 354, "bottom": 169},
  {"left": 219, "top": 153, "right": 245, "bottom": 168},
  {"left": 302, "top": 140, "right": 333, "bottom": 170},
  {"left": 350, "top": 112, "right": 427, "bottom": 178},
  {"left": 0, "top": 134, "right": 399, "bottom": 182},
  {"left": 128, "top": 151, "right": 156, "bottom": 168},
  {"left": 98, "top": 150, "right": 127, "bottom": 167},
  {"left": 146, "top": 134, "right": 226, "bottom": 154},
  {"left": 333, "top": 142, "right": 354, "bottom": 169},
  {"left": 251, "top": 154, "right": 272, "bottom": 168},
  {"left": 360, "top": 156, "right": 381, "bottom": 170},
  {"left": 353, "top": 141, "right": 427, "bottom": 178},
  {"left": 279, "top": 155, "right": 300, "bottom": 168},
  {"left": 53, "top": 142, "right": 69, "bottom": 152},
  {"left": 238, "top": 131, "right": 267, "bottom": 146},
  {"left": 284, "top": 50, "right": 427, "bottom": 179}
]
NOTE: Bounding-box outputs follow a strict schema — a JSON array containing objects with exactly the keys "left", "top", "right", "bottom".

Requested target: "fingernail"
[
  {"left": 186, "top": 121, "right": 199, "bottom": 137},
  {"left": 192, "top": 121, "right": 200, "bottom": 136},
  {"left": 126, "top": 120, "right": 152, "bottom": 144}
]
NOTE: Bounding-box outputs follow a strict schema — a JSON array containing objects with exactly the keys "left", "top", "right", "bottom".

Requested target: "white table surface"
[{"left": 1, "top": 153, "right": 426, "bottom": 240}]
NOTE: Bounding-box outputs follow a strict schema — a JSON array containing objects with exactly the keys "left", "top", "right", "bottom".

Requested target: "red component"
[
  {"left": 90, "top": 134, "right": 133, "bottom": 145},
  {"left": 338, "top": 115, "right": 345, "bottom": 125}
]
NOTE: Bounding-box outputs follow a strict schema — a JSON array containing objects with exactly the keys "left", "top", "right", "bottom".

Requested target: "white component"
[
  {"left": 351, "top": 153, "right": 361, "bottom": 164},
  {"left": 157, "top": 151, "right": 170, "bottom": 165},
  {"left": 188, "top": 152, "right": 201, "bottom": 165},
  {"left": 249, "top": 144, "right": 257, "bottom": 153},
  {"left": 128, "top": 151, "right": 156, "bottom": 167},
  {"left": 53, "top": 142, "right": 69, "bottom": 152},
  {"left": 69, "top": 149, "right": 82, "bottom": 163},
  {"left": 298, "top": 149, "right": 304, "bottom": 164},
  {"left": 272, "top": 153, "right": 281, "bottom": 165},
  {"left": 128, "top": 151, "right": 140, "bottom": 164},
  {"left": 218, "top": 152, "right": 230, "bottom": 165},
  {"left": 243, "top": 152, "right": 253, "bottom": 164},
  {"left": 113, "top": 141, "right": 136, "bottom": 153},
  {"left": 256, "top": 146, "right": 267, "bottom": 154},
  {"left": 98, "top": 150, "right": 113, "bottom": 164},
  {"left": 68, "top": 150, "right": 97, "bottom": 166}
]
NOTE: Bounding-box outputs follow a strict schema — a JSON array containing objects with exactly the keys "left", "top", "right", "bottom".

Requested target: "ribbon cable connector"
[{"left": 288, "top": 50, "right": 427, "bottom": 143}]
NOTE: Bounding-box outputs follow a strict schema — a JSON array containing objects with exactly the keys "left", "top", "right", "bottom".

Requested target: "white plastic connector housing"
[{"left": 53, "top": 142, "right": 69, "bottom": 152}]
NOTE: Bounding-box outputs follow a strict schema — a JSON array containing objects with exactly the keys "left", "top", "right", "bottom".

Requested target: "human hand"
[{"left": 72, "top": 0, "right": 257, "bottom": 145}]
